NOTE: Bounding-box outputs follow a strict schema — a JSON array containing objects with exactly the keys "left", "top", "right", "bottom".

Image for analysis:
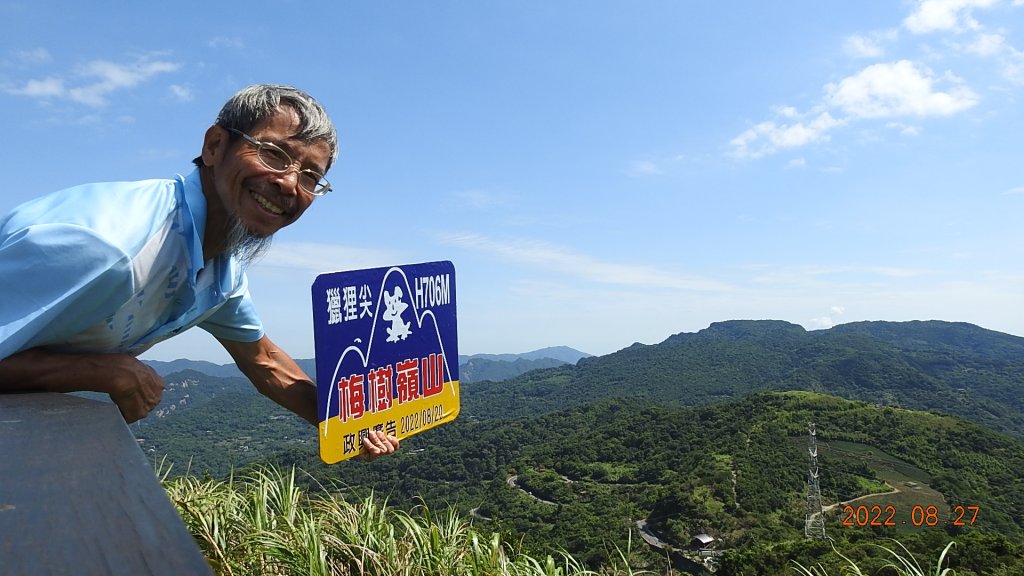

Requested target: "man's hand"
[
  {"left": 359, "top": 429, "right": 400, "bottom": 462},
  {"left": 0, "top": 349, "right": 165, "bottom": 423},
  {"left": 102, "top": 354, "right": 165, "bottom": 423},
  {"left": 218, "top": 336, "right": 403, "bottom": 462}
]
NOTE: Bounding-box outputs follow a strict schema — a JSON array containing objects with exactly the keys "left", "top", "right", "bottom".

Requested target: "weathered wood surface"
[{"left": 0, "top": 392, "right": 213, "bottom": 575}]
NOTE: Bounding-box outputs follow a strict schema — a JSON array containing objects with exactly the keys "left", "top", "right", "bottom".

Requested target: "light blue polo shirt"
[{"left": 0, "top": 169, "right": 264, "bottom": 359}]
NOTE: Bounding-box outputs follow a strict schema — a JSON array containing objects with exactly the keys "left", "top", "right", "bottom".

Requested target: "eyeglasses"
[{"left": 225, "top": 127, "right": 332, "bottom": 196}]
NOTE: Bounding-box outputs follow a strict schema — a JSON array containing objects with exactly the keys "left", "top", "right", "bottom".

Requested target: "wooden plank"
[{"left": 0, "top": 392, "right": 213, "bottom": 576}]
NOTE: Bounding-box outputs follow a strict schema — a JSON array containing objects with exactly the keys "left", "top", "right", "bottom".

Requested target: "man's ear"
[{"left": 201, "top": 124, "right": 229, "bottom": 167}]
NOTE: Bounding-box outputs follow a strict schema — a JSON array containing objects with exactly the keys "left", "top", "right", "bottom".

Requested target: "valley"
[{"left": 137, "top": 320, "right": 1024, "bottom": 575}]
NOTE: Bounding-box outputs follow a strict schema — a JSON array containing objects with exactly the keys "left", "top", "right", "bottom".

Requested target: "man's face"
[{"left": 205, "top": 107, "right": 332, "bottom": 239}]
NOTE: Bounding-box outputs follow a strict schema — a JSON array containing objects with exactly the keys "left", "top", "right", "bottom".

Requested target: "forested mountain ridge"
[
  {"left": 462, "top": 320, "right": 1024, "bottom": 438},
  {"left": 459, "top": 346, "right": 591, "bottom": 364},
  {"left": 136, "top": 319, "right": 1024, "bottom": 574},
  {"left": 460, "top": 356, "right": 570, "bottom": 383},
  {"left": 140, "top": 387, "right": 1024, "bottom": 572},
  {"left": 145, "top": 347, "right": 589, "bottom": 384},
  {"left": 265, "top": 391, "right": 1024, "bottom": 573}
]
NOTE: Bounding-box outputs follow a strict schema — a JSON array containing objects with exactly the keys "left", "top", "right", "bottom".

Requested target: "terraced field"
[{"left": 820, "top": 440, "right": 954, "bottom": 532}]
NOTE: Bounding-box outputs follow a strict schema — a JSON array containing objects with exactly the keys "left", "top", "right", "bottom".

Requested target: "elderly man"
[{"left": 0, "top": 84, "right": 398, "bottom": 460}]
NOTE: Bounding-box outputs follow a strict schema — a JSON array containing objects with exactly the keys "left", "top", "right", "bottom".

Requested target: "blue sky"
[{"left": 2, "top": 1, "right": 1023, "bottom": 363}]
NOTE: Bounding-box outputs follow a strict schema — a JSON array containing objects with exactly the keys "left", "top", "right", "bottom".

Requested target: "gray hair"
[{"left": 197, "top": 84, "right": 339, "bottom": 170}]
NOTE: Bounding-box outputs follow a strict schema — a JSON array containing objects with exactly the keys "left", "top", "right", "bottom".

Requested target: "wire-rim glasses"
[{"left": 225, "top": 127, "right": 331, "bottom": 196}]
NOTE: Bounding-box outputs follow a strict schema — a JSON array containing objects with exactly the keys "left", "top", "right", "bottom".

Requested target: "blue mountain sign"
[{"left": 311, "top": 261, "right": 460, "bottom": 463}]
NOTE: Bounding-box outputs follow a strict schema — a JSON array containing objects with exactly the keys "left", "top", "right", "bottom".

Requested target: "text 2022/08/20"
[{"left": 400, "top": 403, "right": 445, "bottom": 436}]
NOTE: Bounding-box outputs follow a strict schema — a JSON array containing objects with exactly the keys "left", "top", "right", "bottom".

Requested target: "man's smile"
[{"left": 250, "top": 189, "right": 287, "bottom": 216}]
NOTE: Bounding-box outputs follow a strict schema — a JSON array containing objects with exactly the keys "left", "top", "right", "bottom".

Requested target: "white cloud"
[
  {"left": 208, "top": 36, "right": 244, "bottom": 49},
  {"left": 885, "top": 121, "right": 921, "bottom": 136},
  {"left": 999, "top": 47, "right": 1024, "bottom": 83},
  {"left": 727, "top": 0, "right": 1016, "bottom": 161},
  {"left": 68, "top": 59, "right": 180, "bottom": 106},
  {"left": 454, "top": 189, "right": 513, "bottom": 210},
  {"left": 6, "top": 56, "right": 180, "bottom": 107},
  {"left": 73, "top": 114, "right": 102, "bottom": 125},
  {"left": 774, "top": 105, "right": 801, "bottom": 118},
  {"left": 845, "top": 35, "right": 884, "bottom": 59},
  {"left": 808, "top": 307, "right": 848, "bottom": 329},
  {"left": 903, "top": 0, "right": 998, "bottom": 34},
  {"left": 786, "top": 157, "right": 806, "bottom": 169},
  {"left": 440, "top": 232, "right": 732, "bottom": 292},
  {"left": 6, "top": 76, "right": 64, "bottom": 97},
  {"left": 826, "top": 60, "right": 978, "bottom": 119},
  {"left": 959, "top": 32, "right": 1024, "bottom": 84},
  {"left": 629, "top": 159, "right": 663, "bottom": 176},
  {"left": 966, "top": 31, "right": 1007, "bottom": 55},
  {"left": 252, "top": 242, "right": 401, "bottom": 276},
  {"left": 6, "top": 47, "right": 52, "bottom": 66},
  {"left": 750, "top": 264, "right": 934, "bottom": 285},
  {"left": 626, "top": 154, "right": 688, "bottom": 176},
  {"left": 734, "top": 59, "right": 975, "bottom": 157},
  {"left": 1005, "top": 186, "right": 1024, "bottom": 195},
  {"left": 730, "top": 112, "right": 845, "bottom": 159},
  {"left": 169, "top": 84, "right": 194, "bottom": 102},
  {"left": 808, "top": 316, "right": 836, "bottom": 329},
  {"left": 839, "top": 31, "right": 897, "bottom": 58}
]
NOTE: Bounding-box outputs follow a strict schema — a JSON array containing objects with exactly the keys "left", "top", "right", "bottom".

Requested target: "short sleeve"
[
  {"left": 0, "top": 223, "right": 134, "bottom": 359},
  {"left": 198, "top": 272, "right": 265, "bottom": 343}
]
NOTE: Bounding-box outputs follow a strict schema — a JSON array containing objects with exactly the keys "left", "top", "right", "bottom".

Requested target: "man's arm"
[
  {"left": 0, "top": 348, "right": 165, "bottom": 423},
  {"left": 217, "top": 335, "right": 399, "bottom": 460}
]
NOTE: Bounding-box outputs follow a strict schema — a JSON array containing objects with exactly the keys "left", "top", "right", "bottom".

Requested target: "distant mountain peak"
[
  {"left": 705, "top": 319, "right": 806, "bottom": 336},
  {"left": 459, "top": 346, "right": 591, "bottom": 365},
  {"left": 661, "top": 319, "right": 807, "bottom": 346}
]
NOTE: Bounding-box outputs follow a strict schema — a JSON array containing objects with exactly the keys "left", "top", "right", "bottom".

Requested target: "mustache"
[{"left": 251, "top": 186, "right": 298, "bottom": 217}]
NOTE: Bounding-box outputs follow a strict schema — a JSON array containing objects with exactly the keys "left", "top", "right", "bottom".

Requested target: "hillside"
[
  {"left": 459, "top": 346, "right": 592, "bottom": 364},
  {"left": 135, "top": 319, "right": 1024, "bottom": 574},
  {"left": 140, "top": 369, "right": 251, "bottom": 417},
  {"left": 143, "top": 359, "right": 317, "bottom": 380},
  {"left": 461, "top": 320, "right": 1024, "bottom": 438},
  {"left": 140, "top": 319, "right": 1024, "bottom": 473},
  {"left": 459, "top": 356, "right": 570, "bottom": 383},
  {"left": 142, "top": 387, "right": 1024, "bottom": 572},
  {"left": 144, "top": 347, "right": 589, "bottom": 385},
  {"left": 269, "top": 392, "right": 1024, "bottom": 573}
]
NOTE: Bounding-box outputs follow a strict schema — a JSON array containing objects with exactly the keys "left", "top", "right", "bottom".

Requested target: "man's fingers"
[
  {"left": 106, "top": 356, "right": 165, "bottom": 423},
  {"left": 359, "top": 431, "right": 400, "bottom": 461},
  {"left": 114, "top": 387, "right": 163, "bottom": 423}
]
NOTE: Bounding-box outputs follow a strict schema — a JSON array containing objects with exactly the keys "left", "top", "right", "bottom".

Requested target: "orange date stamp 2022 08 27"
[{"left": 840, "top": 504, "right": 979, "bottom": 528}]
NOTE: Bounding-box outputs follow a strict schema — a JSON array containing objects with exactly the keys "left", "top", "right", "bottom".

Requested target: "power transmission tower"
[{"left": 804, "top": 422, "right": 826, "bottom": 539}]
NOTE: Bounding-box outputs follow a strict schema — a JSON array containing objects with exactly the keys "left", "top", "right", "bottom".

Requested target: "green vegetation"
[
  {"left": 462, "top": 320, "right": 1024, "bottom": 438},
  {"left": 152, "top": 391, "right": 1024, "bottom": 574},
  {"left": 163, "top": 464, "right": 655, "bottom": 576},
  {"left": 143, "top": 320, "right": 1024, "bottom": 574},
  {"left": 792, "top": 540, "right": 959, "bottom": 576},
  {"left": 163, "top": 464, "right": 1023, "bottom": 576},
  {"left": 136, "top": 390, "right": 310, "bottom": 474},
  {"left": 460, "top": 356, "right": 571, "bottom": 383}
]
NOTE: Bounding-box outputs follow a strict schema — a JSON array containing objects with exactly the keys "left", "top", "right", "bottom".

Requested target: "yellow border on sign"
[{"left": 319, "top": 381, "right": 460, "bottom": 463}]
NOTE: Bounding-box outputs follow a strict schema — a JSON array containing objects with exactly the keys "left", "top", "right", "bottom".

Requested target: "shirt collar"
[{"left": 179, "top": 168, "right": 208, "bottom": 281}]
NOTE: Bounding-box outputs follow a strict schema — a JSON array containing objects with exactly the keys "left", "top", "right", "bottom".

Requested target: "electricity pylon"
[{"left": 805, "top": 422, "right": 826, "bottom": 539}]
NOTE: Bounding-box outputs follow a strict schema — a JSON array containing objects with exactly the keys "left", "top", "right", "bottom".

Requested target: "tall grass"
[
  {"left": 792, "top": 540, "right": 957, "bottom": 576},
  {"left": 162, "top": 465, "right": 656, "bottom": 576},
  {"left": 165, "top": 465, "right": 966, "bottom": 576}
]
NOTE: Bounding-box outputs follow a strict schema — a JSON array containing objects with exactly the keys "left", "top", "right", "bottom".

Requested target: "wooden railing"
[{"left": 0, "top": 392, "right": 213, "bottom": 575}]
